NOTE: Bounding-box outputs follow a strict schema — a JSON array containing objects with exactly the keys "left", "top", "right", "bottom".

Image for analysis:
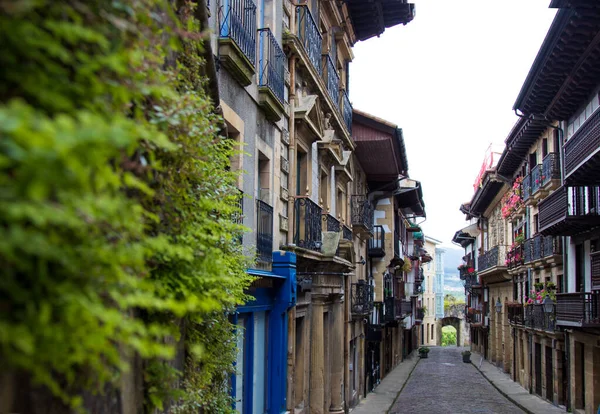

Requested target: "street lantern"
[
  {"left": 495, "top": 298, "right": 502, "bottom": 314},
  {"left": 542, "top": 296, "right": 555, "bottom": 314}
]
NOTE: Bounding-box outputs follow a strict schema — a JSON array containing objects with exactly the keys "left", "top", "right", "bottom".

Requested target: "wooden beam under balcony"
[
  {"left": 539, "top": 185, "right": 600, "bottom": 236},
  {"left": 564, "top": 109, "right": 600, "bottom": 186}
]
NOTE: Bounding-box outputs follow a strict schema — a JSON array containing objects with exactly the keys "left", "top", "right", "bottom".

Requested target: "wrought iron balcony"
[
  {"left": 466, "top": 310, "right": 483, "bottom": 325},
  {"left": 324, "top": 54, "right": 340, "bottom": 108},
  {"left": 342, "top": 225, "right": 352, "bottom": 241},
  {"left": 477, "top": 245, "right": 506, "bottom": 274},
  {"left": 351, "top": 280, "right": 374, "bottom": 317},
  {"left": 296, "top": 5, "right": 322, "bottom": 75},
  {"left": 369, "top": 225, "right": 385, "bottom": 258},
  {"left": 219, "top": 0, "right": 257, "bottom": 85},
  {"left": 539, "top": 185, "right": 600, "bottom": 236},
  {"left": 556, "top": 291, "right": 600, "bottom": 327},
  {"left": 564, "top": 108, "right": 600, "bottom": 185},
  {"left": 464, "top": 273, "right": 480, "bottom": 292},
  {"left": 506, "top": 244, "right": 524, "bottom": 269},
  {"left": 322, "top": 213, "right": 340, "bottom": 232},
  {"left": 341, "top": 90, "right": 352, "bottom": 134},
  {"left": 523, "top": 304, "right": 555, "bottom": 332},
  {"left": 258, "top": 28, "right": 285, "bottom": 103},
  {"left": 522, "top": 173, "right": 532, "bottom": 202},
  {"left": 351, "top": 195, "right": 373, "bottom": 236},
  {"left": 256, "top": 200, "right": 273, "bottom": 264},
  {"left": 383, "top": 297, "right": 402, "bottom": 322},
  {"left": 541, "top": 153, "right": 560, "bottom": 188},
  {"left": 294, "top": 197, "right": 322, "bottom": 251},
  {"left": 257, "top": 28, "right": 285, "bottom": 120},
  {"left": 531, "top": 164, "right": 542, "bottom": 195},
  {"left": 523, "top": 234, "right": 562, "bottom": 264},
  {"left": 507, "top": 303, "right": 524, "bottom": 325}
]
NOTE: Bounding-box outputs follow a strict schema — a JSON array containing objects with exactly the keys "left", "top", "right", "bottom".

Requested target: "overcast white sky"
[{"left": 350, "top": 0, "right": 557, "bottom": 248}]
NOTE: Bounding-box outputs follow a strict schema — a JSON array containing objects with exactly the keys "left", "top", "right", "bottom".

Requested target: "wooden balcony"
[
  {"left": 556, "top": 291, "right": 600, "bottom": 328},
  {"left": 538, "top": 185, "right": 600, "bottom": 236},
  {"left": 564, "top": 108, "right": 600, "bottom": 186}
]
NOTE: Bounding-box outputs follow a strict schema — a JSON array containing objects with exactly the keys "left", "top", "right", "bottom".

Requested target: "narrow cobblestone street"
[{"left": 388, "top": 347, "right": 525, "bottom": 414}]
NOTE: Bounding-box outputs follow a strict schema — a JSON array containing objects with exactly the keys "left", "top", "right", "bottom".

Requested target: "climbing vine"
[{"left": 0, "top": 0, "right": 251, "bottom": 412}]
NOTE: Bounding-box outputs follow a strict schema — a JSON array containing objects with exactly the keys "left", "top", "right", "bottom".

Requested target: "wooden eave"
[
  {"left": 469, "top": 174, "right": 505, "bottom": 217},
  {"left": 514, "top": 6, "right": 600, "bottom": 119},
  {"left": 344, "top": 0, "right": 415, "bottom": 42},
  {"left": 496, "top": 118, "right": 549, "bottom": 177},
  {"left": 352, "top": 109, "right": 408, "bottom": 182}
]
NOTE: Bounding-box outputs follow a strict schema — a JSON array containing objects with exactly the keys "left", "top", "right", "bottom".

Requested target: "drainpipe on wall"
[{"left": 287, "top": 54, "right": 297, "bottom": 245}]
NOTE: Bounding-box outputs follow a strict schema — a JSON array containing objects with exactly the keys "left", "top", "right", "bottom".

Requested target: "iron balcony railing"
[
  {"left": 478, "top": 245, "right": 506, "bottom": 272},
  {"left": 556, "top": 291, "right": 600, "bottom": 327},
  {"left": 324, "top": 54, "right": 340, "bottom": 108},
  {"left": 522, "top": 173, "right": 532, "bottom": 201},
  {"left": 593, "top": 251, "right": 600, "bottom": 290},
  {"left": 296, "top": 5, "right": 322, "bottom": 75},
  {"left": 256, "top": 200, "right": 273, "bottom": 263},
  {"left": 383, "top": 297, "right": 402, "bottom": 322},
  {"left": 351, "top": 195, "right": 373, "bottom": 233},
  {"left": 531, "top": 164, "right": 543, "bottom": 195},
  {"left": 219, "top": 0, "right": 257, "bottom": 66},
  {"left": 524, "top": 304, "right": 555, "bottom": 332},
  {"left": 506, "top": 244, "right": 524, "bottom": 269},
  {"left": 523, "top": 235, "right": 562, "bottom": 263},
  {"left": 508, "top": 303, "right": 524, "bottom": 325},
  {"left": 341, "top": 90, "right": 352, "bottom": 134},
  {"left": 415, "top": 307, "right": 425, "bottom": 321},
  {"left": 258, "top": 28, "right": 285, "bottom": 103},
  {"left": 342, "top": 225, "right": 352, "bottom": 241},
  {"left": 467, "top": 310, "right": 483, "bottom": 325},
  {"left": 369, "top": 225, "right": 385, "bottom": 257},
  {"left": 322, "top": 213, "right": 340, "bottom": 232},
  {"left": 542, "top": 153, "right": 560, "bottom": 187},
  {"left": 351, "top": 280, "right": 374, "bottom": 316},
  {"left": 294, "top": 197, "right": 322, "bottom": 251}
]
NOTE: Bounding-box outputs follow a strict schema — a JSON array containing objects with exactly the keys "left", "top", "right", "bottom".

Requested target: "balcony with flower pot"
[
  {"left": 506, "top": 237, "right": 525, "bottom": 274},
  {"left": 501, "top": 177, "right": 525, "bottom": 220}
]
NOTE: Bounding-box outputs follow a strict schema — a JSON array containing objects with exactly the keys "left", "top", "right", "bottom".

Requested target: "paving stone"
[{"left": 388, "top": 347, "right": 525, "bottom": 414}]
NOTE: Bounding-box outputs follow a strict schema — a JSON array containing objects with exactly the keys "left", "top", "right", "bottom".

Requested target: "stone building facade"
[
  {"left": 457, "top": 2, "right": 600, "bottom": 413},
  {"left": 209, "top": 0, "right": 420, "bottom": 412}
]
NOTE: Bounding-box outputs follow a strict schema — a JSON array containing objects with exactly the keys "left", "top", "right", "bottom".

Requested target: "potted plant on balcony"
[
  {"left": 418, "top": 346, "right": 430, "bottom": 358},
  {"left": 462, "top": 350, "right": 471, "bottom": 363}
]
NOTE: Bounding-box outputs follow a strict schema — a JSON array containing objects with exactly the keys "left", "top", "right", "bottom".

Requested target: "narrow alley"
[
  {"left": 354, "top": 347, "right": 534, "bottom": 414},
  {"left": 389, "top": 347, "right": 523, "bottom": 414}
]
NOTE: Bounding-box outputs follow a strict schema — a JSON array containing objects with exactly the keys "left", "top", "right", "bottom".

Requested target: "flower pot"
[
  {"left": 419, "top": 352, "right": 428, "bottom": 359},
  {"left": 462, "top": 354, "right": 471, "bottom": 363}
]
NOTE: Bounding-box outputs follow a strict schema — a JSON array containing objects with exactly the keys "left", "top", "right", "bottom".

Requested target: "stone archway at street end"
[{"left": 441, "top": 316, "right": 462, "bottom": 347}]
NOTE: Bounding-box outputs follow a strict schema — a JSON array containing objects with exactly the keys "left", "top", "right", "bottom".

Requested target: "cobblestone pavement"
[{"left": 388, "top": 347, "right": 525, "bottom": 414}]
